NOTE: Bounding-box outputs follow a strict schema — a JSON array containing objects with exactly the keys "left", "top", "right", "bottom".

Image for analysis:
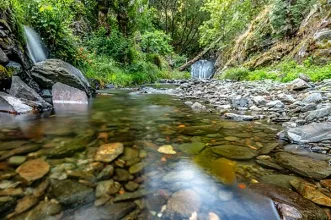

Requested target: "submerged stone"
[
  {"left": 94, "top": 143, "right": 124, "bottom": 163},
  {"left": 275, "top": 152, "right": 331, "bottom": 180},
  {"left": 166, "top": 189, "right": 201, "bottom": 217},
  {"left": 180, "top": 125, "right": 221, "bottom": 136},
  {"left": 290, "top": 178, "right": 331, "bottom": 207},
  {"left": 8, "top": 156, "right": 27, "bottom": 166},
  {"left": 0, "top": 144, "right": 41, "bottom": 161},
  {"left": 50, "top": 179, "right": 94, "bottom": 207},
  {"left": 212, "top": 145, "right": 257, "bottom": 160},
  {"left": 259, "top": 174, "right": 297, "bottom": 189},
  {"left": 157, "top": 145, "right": 176, "bottom": 155},
  {"left": 13, "top": 195, "right": 39, "bottom": 215},
  {"left": 250, "top": 183, "right": 328, "bottom": 220},
  {"left": 0, "top": 196, "right": 16, "bottom": 217},
  {"left": 113, "top": 189, "right": 148, "bottom": 202},
  {"left": 178, "top": 142, "right": 205, "bottom": 155},
  {"left": 128, "top": 162, "right": 145, "bottom": 174},
  {"left": 13, "top": 200, "right": 62, "bottom": 220},
  {"left": 16, "top": 159, "right": 50, "bottom": 182},
  {"left": 73, "top": 202, "right": 136, "bottom": 220},
  {"left": 47, "top": 141, "right": 86, "bottom": 159}
]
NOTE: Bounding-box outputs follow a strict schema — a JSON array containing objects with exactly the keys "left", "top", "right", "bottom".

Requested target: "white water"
[
  {"left": 191, "top": 60, "right": 214, "bottom": 79},
  {"left": 24, "top": 26, "right": 47, "bottom": 63}
]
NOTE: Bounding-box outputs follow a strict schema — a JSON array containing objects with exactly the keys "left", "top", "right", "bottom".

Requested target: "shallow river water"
[{"left": 0, "top": 87, "right": 299, "bottom": 220}]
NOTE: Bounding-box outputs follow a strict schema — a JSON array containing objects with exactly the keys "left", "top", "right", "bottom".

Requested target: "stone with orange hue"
[
  {"left": 16, "top": 159, "right": 50, "bottom": 182},
  {"left": 290, "top": 178, "right": 331, "bottom": 207},
  {"left": 94, "top": 143, "right": 124, "bottom": 163},
  {"left": 320, "top": 179, "right": 331, "bottom": 190}
]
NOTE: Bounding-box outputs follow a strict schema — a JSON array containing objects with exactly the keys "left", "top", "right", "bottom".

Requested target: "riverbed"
[{"left": 0, "top": 86, "right": 329, "bottom": 219}]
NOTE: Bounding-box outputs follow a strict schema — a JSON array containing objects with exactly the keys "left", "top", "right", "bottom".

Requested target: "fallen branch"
[{"left": 178, "top": 36, "right": 222, "bottom": 71}]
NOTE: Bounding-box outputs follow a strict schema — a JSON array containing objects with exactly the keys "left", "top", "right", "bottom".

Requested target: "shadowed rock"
[
  {"left": 9, "top": 76, "right": 51, "bottom": 110},
  {"left": 31, "top": 59, "right": 93, "bottom": 96}
]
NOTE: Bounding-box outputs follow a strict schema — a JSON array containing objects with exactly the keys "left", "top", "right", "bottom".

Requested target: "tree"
[{"left": 150, "top": 0, "right": 209, "bottom": 56}]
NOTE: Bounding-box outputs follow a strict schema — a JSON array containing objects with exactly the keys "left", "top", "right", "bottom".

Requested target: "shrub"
[
  {"left": 141, "top": 30, "right": 173, "bottom": 55},
  {"left": 146, "top": 53, "right": 162, "bottom": 68},
  {"left": 85, "top": 28, "right": 132, "bottom": 63},
  {"left": 270, "top": 0, "right": 313, "bottom": 38},
  {"left": 218, "top": 67, "right": 250, "bottom": 81}
]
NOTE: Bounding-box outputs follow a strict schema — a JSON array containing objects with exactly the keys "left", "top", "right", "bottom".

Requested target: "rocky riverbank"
[{"left": 175, "top": 76, "right": 331, "bottom": 155}]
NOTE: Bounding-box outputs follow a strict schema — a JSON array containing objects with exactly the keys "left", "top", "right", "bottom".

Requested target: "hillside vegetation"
[{"left": 1, "top": 0, "right": 331, "bottom": 86}]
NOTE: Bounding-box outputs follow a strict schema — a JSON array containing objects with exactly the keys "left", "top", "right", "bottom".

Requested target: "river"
[{"left": 0, "top": 86, "right": 302, "bottom": 219}]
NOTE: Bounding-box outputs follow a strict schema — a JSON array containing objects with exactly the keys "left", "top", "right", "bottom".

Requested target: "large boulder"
[
  {"left": 0, "top": 92, "right": 32, "bottom": 114},
  {"left": 286, "top": 122, "right": 331, "bottom": 143},
  {"left": 52, "top": 82, "right": 88, "bottom": 104},
  {"left": 9, "top": 76, "right": 51, "bottom": 110},
  {"left": 31, "top": 59, "right": 93, "bottom": 97}
]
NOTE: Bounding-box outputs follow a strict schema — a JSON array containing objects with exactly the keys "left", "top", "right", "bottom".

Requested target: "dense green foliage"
[
  {"left": 219, "top": 60, "right": 331, "bottom": 82},
  {"left": 270, "top": 0, "right": 314, "bottom": 37},
  {"left": 4, "top": 0, "right": 331, "bottom": 86}
]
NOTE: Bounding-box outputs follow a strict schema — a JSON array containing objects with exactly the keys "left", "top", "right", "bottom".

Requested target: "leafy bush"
[
  {"left": 141, "top": 30, "right": 173, "bottom": 55},
  {"left": 220, "top": 59, "right": 331, "bottom": 83},
  {"left": 146, "top": 53, "right": 162, "bottom": 68},
  {"left": 218, "top": 67, "right": 250, "bottom": 81},
  {"left": 157, "top": 70, "right": 191, "bottom": 79},
  {"left": 270, "top": 0, "right": 313, "bottom": 37},
  {"left": 85, "top": 28, "right": 132, "bottom": 63}
]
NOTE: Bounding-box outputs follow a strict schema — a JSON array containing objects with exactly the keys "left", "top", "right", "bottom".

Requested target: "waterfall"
[
  {"left": 24, "top": 26, "right": 47, "bottom": 63},
  {"left": 191, "top": 60, "right": 215, "bottom": 79}
]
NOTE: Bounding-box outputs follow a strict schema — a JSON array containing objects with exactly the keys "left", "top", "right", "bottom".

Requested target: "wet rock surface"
[
  {"left": 9, "top": 76, "right": 51, "bottom": 110},
  {"left": 250, "top": 183, "right": 328, "bottom": 220},
  {"left": 274, "top": 152, "right": 331, "bottom": 180},
  {"left": 16, "top": 159, "right": 50, "bottom": 182},
  {"left": 31, "top": 59, "right": 93, "bottom": 97},
  {"left": 50, "top": 179, "right": 94, "bottom": 207},
  {"left": 212, "top": 145, "right": 257, "bottom": 160}
]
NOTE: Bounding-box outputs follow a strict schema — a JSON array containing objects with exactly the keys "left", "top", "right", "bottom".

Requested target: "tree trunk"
[{"left": 178, "top": 36, "right": 222, "bottom": 71}]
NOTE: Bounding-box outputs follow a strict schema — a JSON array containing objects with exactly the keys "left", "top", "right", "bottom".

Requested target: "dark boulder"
[
  {"left": 31, "top": 59, "right": 94, "bottom": 97},
  {"left": 0, "top": 48, "right": 9, "bottom": 65},
  {"left": 9, "top": 76, "right": 51, "bottom": 110}
]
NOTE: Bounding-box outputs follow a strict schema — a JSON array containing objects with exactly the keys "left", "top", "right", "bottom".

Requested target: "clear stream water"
[{"left": 0, "top": 88, "right": 290, "bottom": 219}]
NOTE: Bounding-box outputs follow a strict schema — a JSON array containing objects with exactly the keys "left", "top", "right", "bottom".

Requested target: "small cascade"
[
  {"left": 191, "top": 60, "right": 215, "bottom": 79},
  {"left": 24, "top": 26, "right": 47, "bottom": 63}
]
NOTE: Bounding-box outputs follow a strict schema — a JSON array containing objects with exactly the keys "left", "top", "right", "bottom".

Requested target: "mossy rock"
[
  {"left": 0, "top": 19, "right": 11, "bottom": 32},
  {"left": 0, "top": 64, "right": 10, "bottom": 80}
]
